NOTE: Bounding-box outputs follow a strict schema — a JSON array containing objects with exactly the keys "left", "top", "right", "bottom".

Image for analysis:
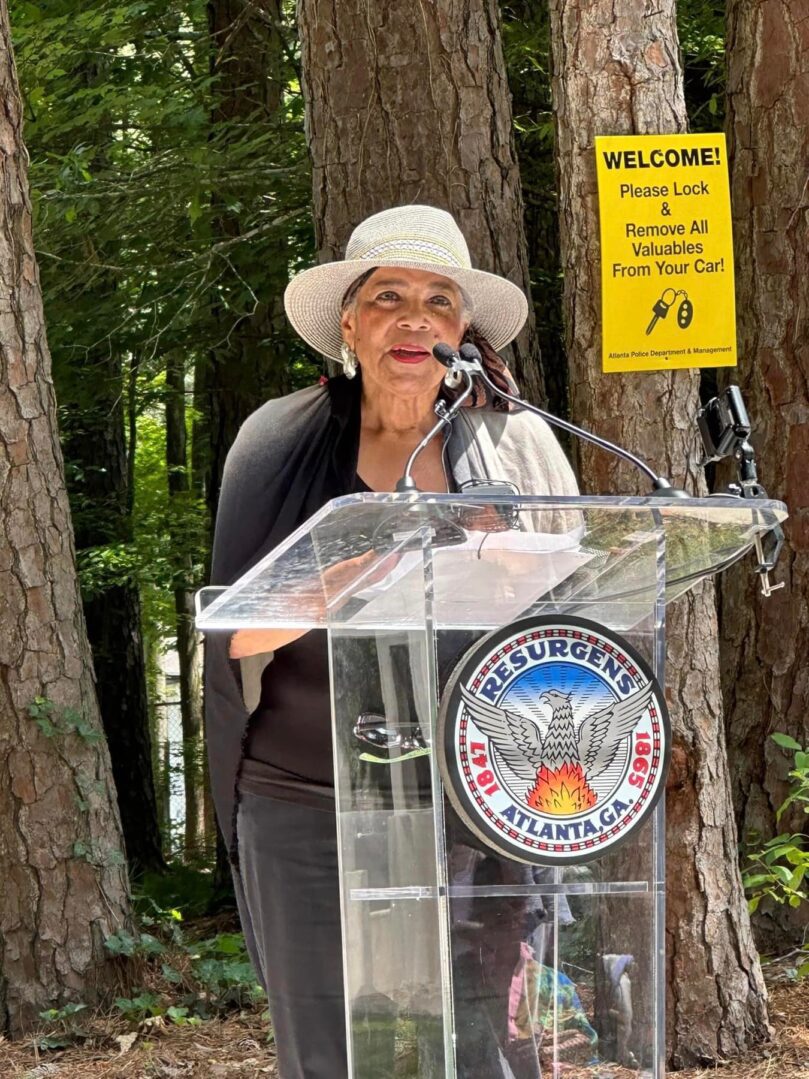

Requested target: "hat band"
[{"left": 350, "top": 237, "right": 469, "bottom": 268}]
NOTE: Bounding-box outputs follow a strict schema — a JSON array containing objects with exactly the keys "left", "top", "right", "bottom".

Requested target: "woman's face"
[{"left": 340, "top": 267, "right": 468, "bottom": 400}]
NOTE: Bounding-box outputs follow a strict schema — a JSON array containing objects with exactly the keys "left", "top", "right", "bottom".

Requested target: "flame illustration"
[{"left": 527, "top": 763, "right": 598, "bottom": 815}]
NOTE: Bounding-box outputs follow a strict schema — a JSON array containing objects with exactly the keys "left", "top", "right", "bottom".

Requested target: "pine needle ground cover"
[{"left": 0, "top": 947, "right": 807, "bottom": 1078}]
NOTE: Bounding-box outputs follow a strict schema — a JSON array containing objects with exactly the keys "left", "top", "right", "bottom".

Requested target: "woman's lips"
[{"left": 389, "top": 346, "right": 431, "bottom": 364}]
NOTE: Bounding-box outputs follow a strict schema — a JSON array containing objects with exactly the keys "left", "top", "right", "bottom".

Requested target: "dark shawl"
[
  {"left": 204, "top": 374, "right": 361, "bottom": 859},
  {"left": 205, "top": 357, "right": 527, "bottom": 860}
]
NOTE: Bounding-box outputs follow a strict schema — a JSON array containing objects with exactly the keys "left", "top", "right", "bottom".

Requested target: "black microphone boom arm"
[{"left": 455, "top": 342, "right": 687, "bottom": 498}]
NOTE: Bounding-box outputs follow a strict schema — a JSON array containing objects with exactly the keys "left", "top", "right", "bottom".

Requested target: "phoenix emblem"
[{"left": 460, "top": 681, "right": 655, "bottom": 815}]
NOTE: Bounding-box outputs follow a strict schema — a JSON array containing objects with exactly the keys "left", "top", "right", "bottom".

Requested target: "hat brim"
[{"left": 283, "top": 257, "right": 529, "bottom": 361}]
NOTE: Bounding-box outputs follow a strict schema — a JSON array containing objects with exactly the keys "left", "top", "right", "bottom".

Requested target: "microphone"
[
  {"left": 394, "top": 356, "right": 476, "bottom": 492},
  {"left": 454, "top": 342, "right": 687, "bottom": 497},
  {"left": 433, "top": 341, "right": 470, "bottom": 389}
]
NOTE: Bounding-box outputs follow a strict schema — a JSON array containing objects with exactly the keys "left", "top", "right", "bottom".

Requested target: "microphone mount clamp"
[{"left": 698, "top": 385, "right": 784, "bottom": 596}]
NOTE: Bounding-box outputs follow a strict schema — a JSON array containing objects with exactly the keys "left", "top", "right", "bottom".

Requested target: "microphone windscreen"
[
  {"left": 432, "top": 342, "right": 458, "bottom": 367},
  {"left": 459, "top": 342, "right": 483, "bottom": 365}
]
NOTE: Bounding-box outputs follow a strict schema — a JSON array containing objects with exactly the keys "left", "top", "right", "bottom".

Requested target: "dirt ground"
[{"left": 1, "top": 967, "right": 806, "bottom": 1078}]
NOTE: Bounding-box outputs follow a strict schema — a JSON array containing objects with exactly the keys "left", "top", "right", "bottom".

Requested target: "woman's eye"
[
  {"left": 376, "top": 291, "right": 399, "bottom": 302},
  {"left": 430, "top": 295, "right": 452, "bottom": 307}
]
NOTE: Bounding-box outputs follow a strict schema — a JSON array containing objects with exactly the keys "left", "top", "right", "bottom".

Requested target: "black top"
[
  {"left": 237, "top": 630, "right": 335, "bottom": 807},
  {"left": 238, "top": 473, "right": 372, "bottom": 808}
]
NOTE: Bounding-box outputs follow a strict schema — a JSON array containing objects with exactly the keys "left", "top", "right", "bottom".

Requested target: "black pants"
[
  {"left": 235, "top": 791, "right": 347, "bottom": 1079},
  {"left": 235, "top": 791, "right": 534, "bottom": 1079}
]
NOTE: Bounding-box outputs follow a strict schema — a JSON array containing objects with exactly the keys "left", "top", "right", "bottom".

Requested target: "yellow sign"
[{"left": 595, "top": 133, "right": 736, "bottom": 373}]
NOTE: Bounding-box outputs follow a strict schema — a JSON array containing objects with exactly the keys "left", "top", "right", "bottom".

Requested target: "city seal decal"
[{"left": 438, "top": 616, "right": 670, "bottom": 865}]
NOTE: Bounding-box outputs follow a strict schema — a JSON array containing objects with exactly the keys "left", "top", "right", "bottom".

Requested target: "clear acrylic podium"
[{"left": 197, "top": 493, "right": 786, "bottom": 1078}]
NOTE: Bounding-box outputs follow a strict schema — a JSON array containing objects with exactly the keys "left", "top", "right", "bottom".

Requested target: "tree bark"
[
  {"left": 722, "top": 0, "right": 809, "bottom": 950},
  {"left": 166, "top": 352, "right": 205, "bottom": 860},
  {"left": 58, "top": 337, "right": 163, "bottom": 875},
  {"left": 198, "top": 0, "right": 293, "bottom": 531},
  {"left": 80, "top": 577, "right": 164, "bottom": 875},
  {"left": 547, "top": 0, "right": 770, "bottom": 1064},
  {"left": 298, "top": 0, "right": 545, "bottom": 402},
  {"left": 0, "top": 1, "right": 131, "bottom": 1033}
]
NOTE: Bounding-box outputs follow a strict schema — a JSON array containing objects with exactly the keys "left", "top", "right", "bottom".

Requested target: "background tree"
[
  {"left": 547, "top": 0, "right": 770, "bottom": 1065},
  {"left": 722, "top": 0, "right": 809, "bottom": 949},
  {"left": 297, "top": 0, "right": 546, "bottom": 402},
  {"left": 166, "top": 350, "right": 206, "bottom": 858},
  {"left": 502, "top": 1, "right": 567, "bottom": 420},
  {"left": 195, "top": 0, "right": 307, "bottom": 532},
  {"left": 0, "top": 0, "right": 131, "bottom": 1033}
]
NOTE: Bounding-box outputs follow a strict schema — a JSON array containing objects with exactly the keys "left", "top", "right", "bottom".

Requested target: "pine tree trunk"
[
  {"left": 166, "top": 353, "right": 205, "bottom": 860},
  {"left": 198, "top": 0, "right": 292, "bottom": 531},
  {"left": 0, "top": 2, "right": 131, "bottom": 1033},
  {"left": 722, "top": 0, "right": 809, "bottom": 951},
  {"left": 58, "top": 339, "right": 163, "bottom": 876},
  {"left": 547, "top": 0, "right": 770, "bottom": 1064},
  {"left": 297, "top": 0, "right": 545, "bottom": 402},
  {"left": 82, "top": 581, "right": 164, "bottom": 875}
]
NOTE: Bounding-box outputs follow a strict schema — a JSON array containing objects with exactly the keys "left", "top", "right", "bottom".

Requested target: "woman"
[{"left": 204, "top": 204, "right": 578, "bottom": 1077}]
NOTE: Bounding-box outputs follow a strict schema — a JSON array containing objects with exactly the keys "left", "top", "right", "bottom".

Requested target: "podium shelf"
[{"left": 348, "top": 880, "right": 652, "bottom": 901}]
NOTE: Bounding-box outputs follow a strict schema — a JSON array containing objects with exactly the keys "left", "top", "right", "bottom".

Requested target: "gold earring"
[{"left": 340, "top": 343, "right": 358, "bottom": 379}]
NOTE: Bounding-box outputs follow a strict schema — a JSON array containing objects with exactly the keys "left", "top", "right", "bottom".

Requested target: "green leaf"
[
  {"left": 34, "top": 716, "right": 58, "bottom": 738},
  {"left": 105, "top": 930, "right": 138, "bottom": 957},
  {"left": 213, "top": 933, "right": 243, "bottom": 955},
  {"left": 771, "top": 864, "right": 794, "bottom": 886},
  {"left": 771, "top": 733, "right": 802, "bottom": 752},
  {"left": 57, "top": 1003, "right": 87, "bottom": 1018},
  {"left": 138, "top": 933, "right": 166, "bottom": 956}
]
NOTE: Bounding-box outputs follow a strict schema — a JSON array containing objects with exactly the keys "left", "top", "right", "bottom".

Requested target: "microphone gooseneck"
[
  {"left": 394, "top": 363, "right": 475, "bottom": 493},
  {"left": 456, "top": 342, "right": 687, "bottom": 497}
]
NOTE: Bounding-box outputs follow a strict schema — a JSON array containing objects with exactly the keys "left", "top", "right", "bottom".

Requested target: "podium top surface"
[{"left": 197, "top": 493, "right": 787, "bottom": 633}]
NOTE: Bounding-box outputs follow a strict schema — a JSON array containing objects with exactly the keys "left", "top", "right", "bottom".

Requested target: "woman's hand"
[
  {"left": 229, "top": 626, "right": 309, "bottom": 658},
  {"left": 228, "top": 547, "right": 400, "bottom": 659}
]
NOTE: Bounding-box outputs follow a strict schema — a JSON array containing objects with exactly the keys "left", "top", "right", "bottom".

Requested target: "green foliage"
[
  {"left": 36, "top": 1002, "right": 90, "bottom": 1050},
  {"left": 677, "top": 0, "right": 726, "bottom": 130},
  {"left": 134, "top": 401, "right": 208, "bottom": 641},
  {"left": 501, "top": 3, "right": 567, "bottom": 416},
  {"left": 104, "top": 929, "right": 167, "bottom": 957},
  {"left": 27, "top": 695, "right": 103, "bottom": 744},
  {"left": 10, "top": 0, "right": 318, "bottom": 672},
  {"left": 137, "top": 862, "right": 216, "bottom": 920},
  {"left": 114, "top": 991, "right": 164, "bottom": 1021},
  {"left": 101, "top": 890, "right": 264, "bottom": 1028},
  {"left": 743, "top": 734, "right": 809, "bottom": 978},
  {"left": 12, "top": 0, "right": 313, "bottom": 373},
  {"left": 72, "top": 838, "right": 127, "bottom": 867}
]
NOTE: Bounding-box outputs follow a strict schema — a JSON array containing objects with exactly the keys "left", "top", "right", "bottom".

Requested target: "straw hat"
[{"left": 283, "top": 205, "right": 528, "bottom": 360}]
